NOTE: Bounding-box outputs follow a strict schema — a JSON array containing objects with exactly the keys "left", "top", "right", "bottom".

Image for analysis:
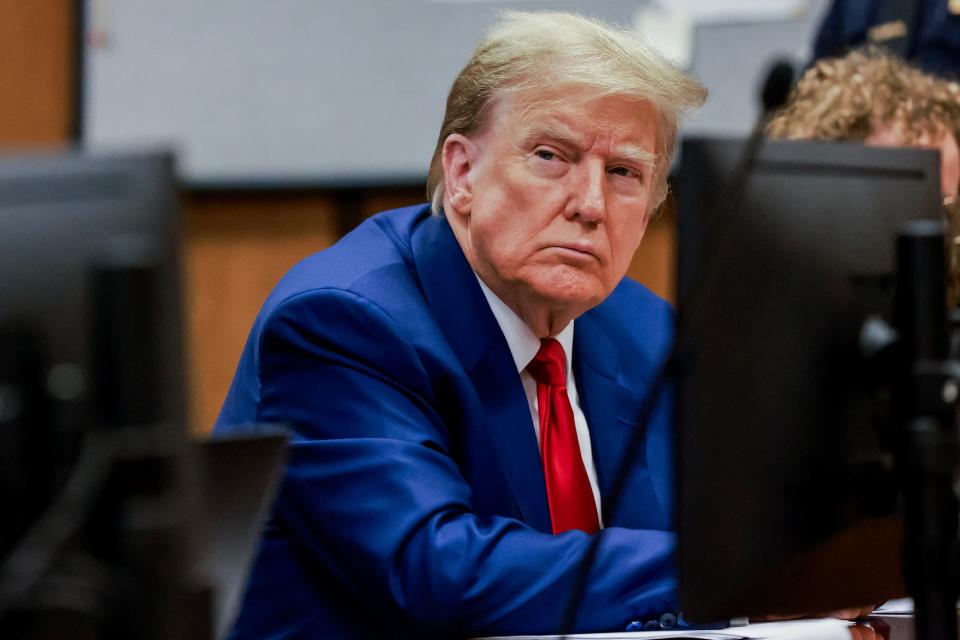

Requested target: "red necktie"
[{"left": 527, "top": 338, "right": 600, "bottom": 535}]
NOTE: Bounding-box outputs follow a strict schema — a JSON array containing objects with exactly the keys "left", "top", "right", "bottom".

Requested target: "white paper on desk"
[
  {"left": 479, "top": 617, "right": 852, "bottom": 640},
  {"left": 874, "top": 598, "right": 914, "bottom": 615},
  {"left": 874, "top": 596, "right": 960, "bottom": 615},
  {"left": 728, "top": 620, "right": 852, "bottom": 638}
]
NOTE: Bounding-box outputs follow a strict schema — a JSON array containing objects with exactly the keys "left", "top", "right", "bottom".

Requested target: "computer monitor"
[
  {"left": 0, "top": 150, "right": 186, "bottom": 555},
  {"left": 0, "top": 150, "right": 289, "bottom": 639},
  {"left": 675, "top": 137, "right": 944, "bottom": 621}
]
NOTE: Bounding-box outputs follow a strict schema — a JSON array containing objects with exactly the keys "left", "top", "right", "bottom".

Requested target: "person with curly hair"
[
  {"left": 767, "top": 47, "right": 960, "bottom": 305},
  {"left": 767, "top": 47, "right": 959, "bottom": 200}
]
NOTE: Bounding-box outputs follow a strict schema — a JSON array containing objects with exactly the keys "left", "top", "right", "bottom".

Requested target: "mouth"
[{"left": 546, "top": 243, "right": 601, "bottom": 263}]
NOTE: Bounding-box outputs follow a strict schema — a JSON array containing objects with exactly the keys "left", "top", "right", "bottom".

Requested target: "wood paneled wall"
[
  {"left": 182, "top": 192, "right": 342, "bottom": 428},
  {"left": 0, "top": 1, "right": 73, "bottom": 144},
  {"left": 2, "top": 1, "right": 676, "bottom": 432},
  {"left": 631, "top": 198, "right": 677, "bottom": 303}
]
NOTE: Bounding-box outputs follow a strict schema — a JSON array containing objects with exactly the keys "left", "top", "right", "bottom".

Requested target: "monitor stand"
[{"left": 892, "top": 222, "right": 959, "bottom": 640}]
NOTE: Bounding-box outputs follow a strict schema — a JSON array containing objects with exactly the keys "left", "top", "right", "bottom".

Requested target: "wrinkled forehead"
[{"left": 478, "top": 84, "right": 662, "bottom": 144}]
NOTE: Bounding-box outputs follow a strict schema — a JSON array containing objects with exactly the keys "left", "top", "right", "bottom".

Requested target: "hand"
[
  {"left": 848, "top": 626, "right": 885, "bottom": 640},
  {"left": 849, "top": 617, "right": 890, "bottom": 640},
  {"left": 830, "top": 605, "right": 876, "bottom": 620}
]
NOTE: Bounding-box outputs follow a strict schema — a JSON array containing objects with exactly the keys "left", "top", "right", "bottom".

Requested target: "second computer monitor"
[{"left": 676, "top": 137, "right": 943, "bottom": 620}]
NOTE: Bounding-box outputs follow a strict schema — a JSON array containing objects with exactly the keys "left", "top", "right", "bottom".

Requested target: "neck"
[{"left": 499, "top": 291, "right": 576, "bottom": 338}]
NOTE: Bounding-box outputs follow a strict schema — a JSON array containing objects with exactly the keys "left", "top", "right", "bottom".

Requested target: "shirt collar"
[{"left": 474, "top": 275, "right": 575, "bottom": 376}]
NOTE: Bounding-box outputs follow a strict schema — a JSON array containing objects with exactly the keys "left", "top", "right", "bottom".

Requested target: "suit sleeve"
[{"left": 254, "top": 287, "right": 677, "bottom": 635}]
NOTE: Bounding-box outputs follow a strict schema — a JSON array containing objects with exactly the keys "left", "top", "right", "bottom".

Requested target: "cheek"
[
  {"left": 606, "top": 212, "right": 650, "bottom": 278},
  {"left": 469, "top": 200, "right": 531, "bottom": 268},
  {"left": 480, "top": 171, "right": 559, "bottom": 239},
  {"left": 623, "top": 225, "right": 648, "bottom": 267},
  {"left": 611, "top": 205, "right": 651, "bottom": 251}
]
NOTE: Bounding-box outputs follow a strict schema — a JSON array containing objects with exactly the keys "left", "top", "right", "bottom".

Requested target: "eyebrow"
[
  {"left": 519, "top": 122, "right": 657, "bottom": 169},
  {"left": 615, "top": 145, "right": 657, "bottom": 169},
  {"left": 518, "top": 122, "right": 581, "bottom": 151}
]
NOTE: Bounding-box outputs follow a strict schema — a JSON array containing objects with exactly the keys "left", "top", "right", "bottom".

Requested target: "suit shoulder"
[
  {"left": 260, "top": 203, "right": 432, "bottom": 311},
  {"left": 583, "top": 278, "right": 674, "bottom": 371},
  {"left": 605, "top": 277, "right": 675, "bottom": 331}
]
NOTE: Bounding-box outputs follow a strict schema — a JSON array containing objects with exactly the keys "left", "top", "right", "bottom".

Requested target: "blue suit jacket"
[{"left": 214, "top": 204, "right": 677, "bottom": 638}]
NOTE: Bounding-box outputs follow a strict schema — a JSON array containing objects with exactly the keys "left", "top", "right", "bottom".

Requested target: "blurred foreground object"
[{"left": 0, "top": 151, "right": 286, "bottom": 639}]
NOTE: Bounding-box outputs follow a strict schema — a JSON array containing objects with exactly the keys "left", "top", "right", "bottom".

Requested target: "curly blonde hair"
[{"left": 767, "top": 47, "right": 960, "bottom": 146}]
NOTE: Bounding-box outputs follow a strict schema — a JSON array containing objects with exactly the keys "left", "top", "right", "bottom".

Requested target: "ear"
[{"left": 441, "top": 133, "right": 477, "bottom": 216}]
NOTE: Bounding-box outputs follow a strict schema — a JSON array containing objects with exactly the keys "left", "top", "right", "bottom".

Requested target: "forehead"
[
  {"left": 867, "top": 119, "right": 946, "bottom": 147},
  {"left": 482, "top": 87, "right": 661, "bottom": 150}
]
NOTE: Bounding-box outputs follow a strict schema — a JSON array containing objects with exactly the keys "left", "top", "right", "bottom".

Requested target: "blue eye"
[{"left": 535, "top": 149, "right": 557, "bottom": 161}]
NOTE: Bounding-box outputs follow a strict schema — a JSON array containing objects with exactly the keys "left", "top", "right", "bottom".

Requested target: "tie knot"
[{"left": 528, "top": 338, "right": 567, "bottom": 386}]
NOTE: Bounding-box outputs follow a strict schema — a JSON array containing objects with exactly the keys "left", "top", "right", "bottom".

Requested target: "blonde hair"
[
  {"left": 426, "top": 11, "right": 707, "bottom": 215},
  {"left": 767, "top": 47, "right": 960, "bottom": 145}
]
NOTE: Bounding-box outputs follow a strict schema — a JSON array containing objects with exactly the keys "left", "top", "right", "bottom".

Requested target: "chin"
[{"left": 528, "top": 276, "right": 607, "bottom": 310}]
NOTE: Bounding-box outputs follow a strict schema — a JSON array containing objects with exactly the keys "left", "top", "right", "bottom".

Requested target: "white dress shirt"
[{"left": 475, "top": 276, "right": 603, "bottom": 526}]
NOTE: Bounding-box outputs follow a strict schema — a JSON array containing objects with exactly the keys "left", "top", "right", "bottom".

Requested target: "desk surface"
[{"left": 482, "top": 615, "right": 922, "bottom": 640}]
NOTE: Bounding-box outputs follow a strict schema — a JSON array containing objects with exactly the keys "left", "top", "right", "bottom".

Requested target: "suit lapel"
[
  {"left": 410, "top": 214, "right": 551, "bottom": 532},
  {"left": 573, "top": 309, "right": 643, "bottom": 527}
]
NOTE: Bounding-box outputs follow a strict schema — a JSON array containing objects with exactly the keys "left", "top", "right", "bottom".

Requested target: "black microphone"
[{"left": 760, "top": 59, "right": 796, "bottom": 115}]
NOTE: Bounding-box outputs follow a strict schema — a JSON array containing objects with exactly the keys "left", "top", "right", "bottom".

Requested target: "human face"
[{"left": 442, "top": 90, "right": 660, "bottom": 336}]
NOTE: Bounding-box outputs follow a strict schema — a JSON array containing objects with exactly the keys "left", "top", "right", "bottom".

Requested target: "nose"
[{"left": 570, "top": 160, "right": 606, "bottom": 224}]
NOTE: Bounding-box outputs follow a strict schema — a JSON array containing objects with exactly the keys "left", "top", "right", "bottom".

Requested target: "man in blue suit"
[{"left": 215, "top": 11, "right": 706, "bottom": 638}]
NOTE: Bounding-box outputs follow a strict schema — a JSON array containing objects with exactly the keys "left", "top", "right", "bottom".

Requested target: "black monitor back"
[
  {"left": 676, "top": 137, "right": 943, "bottom": 620},
  {"left": 0, "top": 150, "right": 185, "bottom": 555}
]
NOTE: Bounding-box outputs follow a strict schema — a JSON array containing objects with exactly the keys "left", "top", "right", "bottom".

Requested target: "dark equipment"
[
  {"left": 676, "top": 136, "right": 958, "bottom": 639},
  {"left": 0, "top": 150, "right": 286, "bottom": 639}
]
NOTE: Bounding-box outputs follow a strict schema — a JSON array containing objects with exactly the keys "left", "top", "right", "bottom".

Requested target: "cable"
[{"left": 0, "top": 431, "right": 116, "bottom": 618}]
